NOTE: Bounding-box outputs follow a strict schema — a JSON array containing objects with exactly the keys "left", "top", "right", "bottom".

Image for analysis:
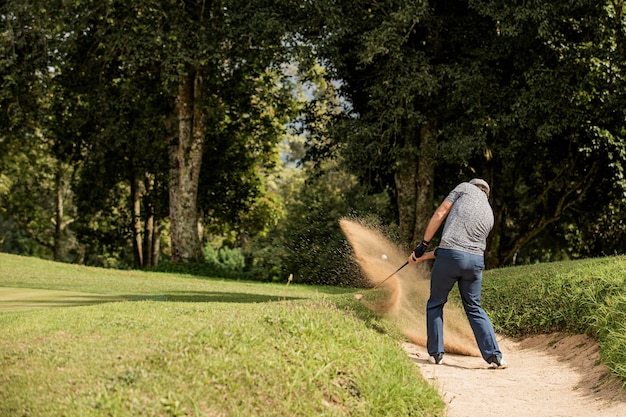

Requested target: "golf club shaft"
[{"left": 371, "top": 260, "right": 409, "bottom": 290}]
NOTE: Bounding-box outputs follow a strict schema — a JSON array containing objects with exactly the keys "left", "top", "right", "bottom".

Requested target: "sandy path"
[{"left": 403, "top": 333, "right": 626, "bottom": 417}]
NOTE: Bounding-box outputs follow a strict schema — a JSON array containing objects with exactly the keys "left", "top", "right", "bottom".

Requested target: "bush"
[
  {"left": 250, "top": 163, "right": 394, "bottom": 287},
  {"left": 154, "top": 246, "right": 249, "bottom": 279},
  {"left": 204, "top": 245, "right": 245, "bottom": 273}
]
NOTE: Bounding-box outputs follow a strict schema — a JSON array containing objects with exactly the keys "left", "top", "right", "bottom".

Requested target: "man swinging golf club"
[{"left": 408, "top": 178, "right": 507, "bottom": 369}]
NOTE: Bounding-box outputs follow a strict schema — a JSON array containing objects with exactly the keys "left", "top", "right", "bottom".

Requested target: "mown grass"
[
  {"left": 483, "top": 255, "right": 626, "bottom": 382},
  {"left": 3, "top": 252, "right": 626, "bottom": 416},
  {"left": 0, "top": 253, "right": 443, "bottom": 417}
]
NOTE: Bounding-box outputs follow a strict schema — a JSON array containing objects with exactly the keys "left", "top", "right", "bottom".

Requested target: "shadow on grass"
[
  {"left": 124, "top": 291, "right": 304, "bottom": 304},
  {"left": 0, "top": 287, "right": 305, "bottom": 312},
  {"left": 0, "top": 293, "right": 125, "bottom": 312}
]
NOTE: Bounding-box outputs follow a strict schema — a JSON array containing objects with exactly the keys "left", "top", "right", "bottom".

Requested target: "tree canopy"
[
  {"left": 1, "top": 0, "right": 625, "bottom": 279},
  {"left": 300, "top": 0, "right": 626, "bottom": 266}
]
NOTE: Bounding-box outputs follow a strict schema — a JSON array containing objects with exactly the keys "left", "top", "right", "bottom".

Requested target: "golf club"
[{"left": 354, "top": 260, "right": 409, "bottom": 301}]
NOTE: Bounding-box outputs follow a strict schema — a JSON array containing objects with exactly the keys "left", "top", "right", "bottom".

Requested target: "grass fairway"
[
  {"left": 0, "top": 253, "right": 444, "bottom": 417},
  {"left": 7, "top": 251, "right": 625, "bottom": 416}
]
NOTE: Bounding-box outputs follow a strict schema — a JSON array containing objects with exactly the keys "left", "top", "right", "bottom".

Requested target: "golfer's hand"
[
  {"left": 409, "top": 250, "right": 436, "bottom": 264},
  {"left": 408, "top": 252, "right": 421, "bottom": 264},
  {"left": 413, "top": 240, "right": 429, "bottom": 257}
]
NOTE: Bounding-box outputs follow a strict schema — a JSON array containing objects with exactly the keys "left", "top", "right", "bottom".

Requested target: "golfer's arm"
[{"left": 423, "top": 200, "right": 452, "bottom": 243}]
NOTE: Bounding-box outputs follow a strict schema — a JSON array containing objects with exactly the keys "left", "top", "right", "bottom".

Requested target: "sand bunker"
[
  {"left": 340, "top": 219, "right": 626, "bottom": 416},
  {"left": 340, "top": 218, "right": 480, "bottom": 356}
]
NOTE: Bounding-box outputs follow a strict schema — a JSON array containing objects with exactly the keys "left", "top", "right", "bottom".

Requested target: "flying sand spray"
[{"left": 340, "top": 218, "right": 481, "bottom": 357}]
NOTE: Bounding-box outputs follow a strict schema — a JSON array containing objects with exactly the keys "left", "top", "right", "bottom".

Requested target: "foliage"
[
  {"left": 301, "top": 0, "right": 434, "bottom": 198},
  {"left": 300, "top": 0, "right": 626, "bottom": 266},
  {"left": 0, "top": 142, "right": 78, "bottom": 260},
  {"left": 483, "top": 255, "right": 626, "bottom": 380},
  {"left": 0, "top": 0, "right": 309, "bottom": 267},
  {"left": 248, "top": 158, "right": 394, "bottom": 287},
  {"left": 471, "top": 0, "right": 626, "bottom": 265},
  {"left": 244, "top": 62, "right": 396, "bottom": 286},
  {"left": 151, "top": 245, "right": 251, "bottom": 280},
  {"left": 204, "top": 245, "right": 245, "bottom": 273},
  {"left": 0, "top": 217, "right": 50, "bottom": 258},
  {"left": 0, "top": 0, "right": 51, "bottom": 137},
  {"left": 192, "top": 60, "right": 303, "bottom": 242},
  {"left": 1, "top": 0, "right": 626, "bottom": 274},
  {"left": 0, "top": 0, "right": 82, "bottom": 261}
]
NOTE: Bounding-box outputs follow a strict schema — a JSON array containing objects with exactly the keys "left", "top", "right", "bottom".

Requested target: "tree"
[
  {"left": 0, "top": 0, "right": 81, "bottom": 261},
  {"left": 302, "top": 0, "right": 523, "bottom": 252},
  {"left": 245, "top": 62, "right": 396, "bottom": 285},
  {"left": 0, "top": 139, "right": 77, "bottom": 260},
  {"left": 67, "top": 0, "right": 304, "bottom": 264},
  {"left": 0, "top": 0, "right": 304, "bottom": 268},
  {"left": 467, "top": 0, "right": 626, "bottom": 264},
  {"left": 303, "top": 0, "right": 626, "bottom": 266}
]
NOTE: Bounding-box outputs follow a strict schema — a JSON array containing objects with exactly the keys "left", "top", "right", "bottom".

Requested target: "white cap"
[{"left": 470, "top": 178, "right": 490, "bottom": 196}]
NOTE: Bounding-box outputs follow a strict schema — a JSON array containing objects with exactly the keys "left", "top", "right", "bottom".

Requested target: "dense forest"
[{"left": 1, "top": 0, "right": 625, "bottom": 285}]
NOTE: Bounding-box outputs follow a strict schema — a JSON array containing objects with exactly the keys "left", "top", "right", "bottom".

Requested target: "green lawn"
[
  {"left": 0, "top": 253, "right": 443, "bottom": 417},
  {"left": 3, "top": 252, "right": 626, "bottom": 416},
  {"left": 483, "top": 255, "right": 626, "bottom": 382}
]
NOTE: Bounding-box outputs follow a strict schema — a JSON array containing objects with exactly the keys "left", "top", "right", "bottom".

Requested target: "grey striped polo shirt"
[{"left": 438, "top": 182, "right": 494, "bottom": 256}]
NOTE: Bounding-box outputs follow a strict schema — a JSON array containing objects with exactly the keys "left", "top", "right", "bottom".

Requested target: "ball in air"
[{"left": 381, "top": 254, "right": 388, "bottom": 260}]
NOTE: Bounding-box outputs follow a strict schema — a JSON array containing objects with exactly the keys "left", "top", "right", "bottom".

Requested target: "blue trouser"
[{"left": 426, "top": 248, "right": 502, "bottom": 363}]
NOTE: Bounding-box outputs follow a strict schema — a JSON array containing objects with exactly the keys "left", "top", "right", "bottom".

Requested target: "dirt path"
[{"left": 403, "top": 333, "right": 626, "bottom": 417}]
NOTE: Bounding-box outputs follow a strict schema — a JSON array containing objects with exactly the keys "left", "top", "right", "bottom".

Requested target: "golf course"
[
  {"left": 3, "top": 2, "right": 626, "bottom": 416},
  {"left": 2, "top": 245, "right": 626, "bottom": 416}
]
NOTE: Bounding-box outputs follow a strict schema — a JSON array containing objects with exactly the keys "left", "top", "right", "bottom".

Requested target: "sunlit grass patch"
[
  {"left": 0, "top": 253, "right": 443, "bottom": 416},
  {"left": 0, "top": 300, "right": 443, "bottom": 417},
  {"left": 484, "top": 255, "right": 626, "bottom": 382}
]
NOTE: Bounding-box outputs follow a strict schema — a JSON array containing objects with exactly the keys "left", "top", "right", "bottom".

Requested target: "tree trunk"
[
  {"left": 142, "top": 174, "right": 161, "bottom": 268},
  {"left": 412, "top": 120, "right": 436, "bottom": 246},
  {"left": 53, "top": 161, "right": 64, "bottom": 262},
  {"left": 394, "top": 119, "right": 437, "bottom": 250},
  {"left": 143, "top": 199, "right": 154, "bottom": 268},
  {"left": 131, "top": 175, "right": 143, "bottom": 268},
  {"left": 395, "top": 144, "right": 418, "bottom": 248},
  {"left": 485, "top": 203, "right": 502, "bottom": 268},
  {"left": 152, "top": 221, "right": 162, "bottom": 267},
  {"left": 169, "top": 68, "right": 205, "bottom": 263}
]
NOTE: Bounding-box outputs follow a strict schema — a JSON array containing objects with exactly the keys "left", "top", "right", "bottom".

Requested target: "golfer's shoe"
[
  {"left": 428, "top": 353, "right": 444, "bottom": 365},
  {"left": 489, "top": 356, "right": 508, "bottom": 369}
]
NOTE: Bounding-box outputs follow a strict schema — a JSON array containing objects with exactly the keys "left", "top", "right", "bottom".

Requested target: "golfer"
[{"left": 408, "top": 178, "right": 507, "bottom": 368}]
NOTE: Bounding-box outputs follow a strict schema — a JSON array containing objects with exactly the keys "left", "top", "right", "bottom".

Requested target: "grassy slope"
[
  {"left": 483, "top": 255, "right": 626, "bottom": 381},
  {"left": 0, "top": 253, "right": 443, "bottom": 417}
]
